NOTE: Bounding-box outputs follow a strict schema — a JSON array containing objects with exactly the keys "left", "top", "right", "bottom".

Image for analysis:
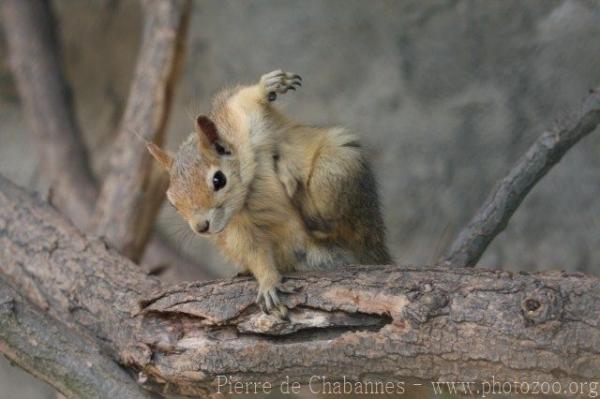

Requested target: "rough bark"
[
  {"left": 0, "top": 277, "right": 158, "bottom": 399},
  {"left": 1, "top": 176, "right": 599, "bottom": 397},
  {"left": 1, "top": 0, "right": 97, "bottom": 229},
  {"left": 442, "top": 86, "right": 600, "bottom": 268},
  {"left": 0, "top": 174, "right": 158, "bottom": 371},
  {"left": 93, "top": 0, "right": 191, "bottom": 261}
]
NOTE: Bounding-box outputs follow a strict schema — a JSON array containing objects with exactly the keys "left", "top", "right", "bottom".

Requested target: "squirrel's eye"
[
  {"left": 215, "top": 142, "right": 231, "bottom": 156},
  {"left": 212, "top": 170, "right": 227, "bottom": 191}
]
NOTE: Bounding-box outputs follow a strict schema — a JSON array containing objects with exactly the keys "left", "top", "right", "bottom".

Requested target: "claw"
[
  {"left": 260, "top": 70, "right": 302, "bottom": 100},
  {"left": 268, "top": 288, "right": 281, "bottom": 306},
  {"left": 276, "top": 304, "right": 289, "bottom": 320},
  {"left": 258, "top": 301, "right": 267, "bottom": 314},
  {"left": 256, "top": 290, "right": 273, "bottom": 312},
  {"left": 265, "top": 294, "right": 273, "bottom": 311},
  {"left": 256, "top": 285, "right": 289, "bottom": 319}
]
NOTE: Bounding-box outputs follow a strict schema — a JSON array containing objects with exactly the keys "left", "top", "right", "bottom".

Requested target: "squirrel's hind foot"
[{"left": 260, "top": 70, "right": 302, "bottom": 102}]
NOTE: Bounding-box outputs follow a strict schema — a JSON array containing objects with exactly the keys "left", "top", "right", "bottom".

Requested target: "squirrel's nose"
[{"left": 194, "top": 221, "right": 210, "bottom": 234}]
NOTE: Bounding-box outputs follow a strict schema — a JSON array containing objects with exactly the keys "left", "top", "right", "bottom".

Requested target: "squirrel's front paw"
[
  {"left": 256, "top": 284, "right": 288, "bottom": 319},
  {"left": 260, "top": 70, "right": 302, "bottom": 102}
]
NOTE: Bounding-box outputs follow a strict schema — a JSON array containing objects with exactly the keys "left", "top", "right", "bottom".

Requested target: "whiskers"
[
  {"left": 185, "top": 92, "right": 203, "bottom": 126},
  {"left": 184, "top": 104, "right": 197, "bottom": 125},
  {"left": 150, "top": 210, "right": 197, "bottom": 280},
  {"left": 167, "top": 214, "right": 195, "bottom": 263}
]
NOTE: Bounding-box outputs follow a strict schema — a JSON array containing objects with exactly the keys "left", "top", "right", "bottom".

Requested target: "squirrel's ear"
[
  {"left": 196, "top": 115, "right": 219, "bottom": 147},
  {"left": 146, "top": 142, "right": 173, "bottom": 171}
]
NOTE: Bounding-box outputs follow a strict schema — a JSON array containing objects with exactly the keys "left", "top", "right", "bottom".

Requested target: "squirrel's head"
[{"left": 147, "top": 115, "right": 246, "bottom": 236}]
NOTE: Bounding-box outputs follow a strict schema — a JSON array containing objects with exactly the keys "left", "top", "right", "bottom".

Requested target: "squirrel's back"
[
  {"left": 276, "top": 123, "right": 392, "bottom": 264},
  {"left": 209, "top": 73, "right": 393, "bottom": 266}
]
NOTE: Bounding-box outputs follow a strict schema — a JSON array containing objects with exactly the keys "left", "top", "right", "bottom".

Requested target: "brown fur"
[{"left": 148, "top": 71, "right": 392, "bottom": 315}]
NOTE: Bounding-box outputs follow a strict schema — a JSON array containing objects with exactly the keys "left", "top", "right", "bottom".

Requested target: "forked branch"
[{"left": 2, "top": 0, "right": 199, "bottom": 271}]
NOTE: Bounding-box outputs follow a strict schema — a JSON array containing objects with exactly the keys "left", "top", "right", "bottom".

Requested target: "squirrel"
[{"left": 147, "top": 70, "right": 392, "bottom": 317}]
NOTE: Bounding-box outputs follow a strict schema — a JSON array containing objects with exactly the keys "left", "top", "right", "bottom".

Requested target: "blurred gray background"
[{"left": 1, "top": 0, "right": 599, "bottom": 397}]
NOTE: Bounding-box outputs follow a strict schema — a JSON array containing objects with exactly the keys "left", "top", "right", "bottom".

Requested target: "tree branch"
[
  {"left": 92, "top": 0, "right": 191, "bottom": 261},
  {"left": 1, "top": 0, "right": 199, "bottom": 273},
  {"left": 0, "top": 277, "right": 158, "bottom": 399},
  {"left": 1, "top": 175, "right": 599, "bottom": 397},
  {"left": 442, "top": 87, "right": 600, "bottom": 268},
  {"left": 1, "top": 0, "right": 97, "bottom": 229}
]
